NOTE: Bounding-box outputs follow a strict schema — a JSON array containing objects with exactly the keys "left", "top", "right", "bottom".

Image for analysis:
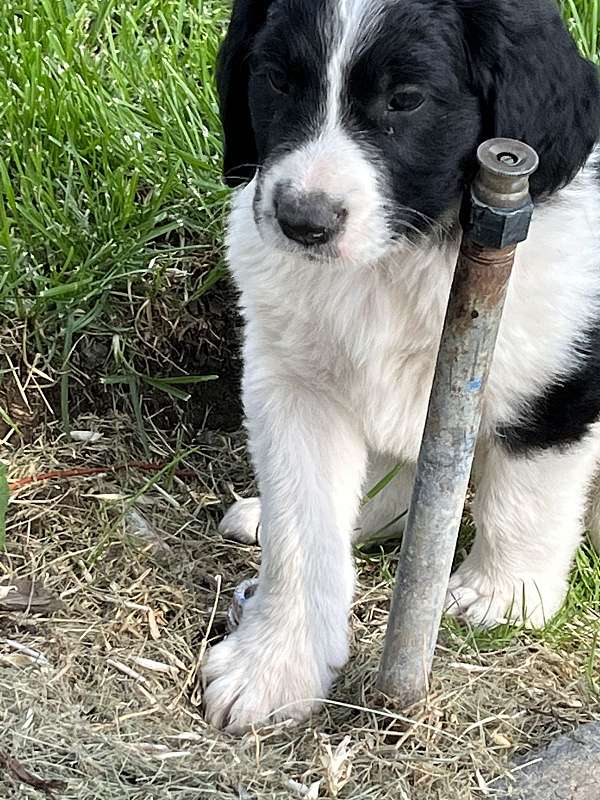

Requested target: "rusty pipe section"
[{"left": 377, "top": 138, "right": 538, "bottom": 706}]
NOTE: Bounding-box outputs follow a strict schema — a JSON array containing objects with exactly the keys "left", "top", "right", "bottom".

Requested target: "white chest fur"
[{"left": 227, "top": 163, "right": 600, "bottom": 462}]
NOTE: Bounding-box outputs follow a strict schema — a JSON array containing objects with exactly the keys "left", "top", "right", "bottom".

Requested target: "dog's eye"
[
  {"left": 267, "top": 68, "right": 290, "bottom": 95},
  {"left": 387, "top": 87, "right": 425, "bottom": 113}
]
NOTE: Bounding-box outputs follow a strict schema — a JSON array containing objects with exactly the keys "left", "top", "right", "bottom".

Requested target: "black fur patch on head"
[
  {"left": 498, "top": 326, "right": 600, "bottom": 453},
  {"left": 344, "top": 2, "right": 481, "bottom": 235},
  {"left": 216, "top": 0, "right": 333, "bottom": 186},
  {"left": 248, "top": 0, "right": 333, "bottom": 166},
  {"left": 216, "top": 0, "right": 273, "bottom": 185},
  {"left": 458, "top": 0, "right": 600, "bottom": 199},
  {"left": 217, "top": 0, "right": 600, "bottom": 221}
]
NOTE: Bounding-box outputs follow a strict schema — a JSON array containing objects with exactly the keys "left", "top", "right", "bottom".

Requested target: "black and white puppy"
[{"left": 204, "top": 0, "right": 600, "bottom": 731}]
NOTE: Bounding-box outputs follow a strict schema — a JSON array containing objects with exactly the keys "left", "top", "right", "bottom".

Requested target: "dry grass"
[{"left": 1, "top": 415, "right": 599, "bottom": 799}]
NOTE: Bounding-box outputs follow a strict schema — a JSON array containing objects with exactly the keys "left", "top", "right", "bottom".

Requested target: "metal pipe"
[{"left": 377, "top": 138, "right": 539, "bottom": 706}]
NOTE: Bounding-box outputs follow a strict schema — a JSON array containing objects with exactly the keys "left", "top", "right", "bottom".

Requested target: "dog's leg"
[
  {"left": 204, "top": 380, "right": 366, "bottom": 732},
  {"left": 446, "top": 438, "right": 599, "bottom": 628},
  {"left": 220, "top": 454, "right": 415, "bottom": 546}
]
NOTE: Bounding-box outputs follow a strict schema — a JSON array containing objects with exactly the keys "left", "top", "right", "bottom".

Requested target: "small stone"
[{"left": 499, "top": 722, "right": 600, "bottom": 799}]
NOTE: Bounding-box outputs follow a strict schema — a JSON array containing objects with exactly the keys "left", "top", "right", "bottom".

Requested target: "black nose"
[{"left": 273, "top": 183, "right": 346, "bottom": 247}]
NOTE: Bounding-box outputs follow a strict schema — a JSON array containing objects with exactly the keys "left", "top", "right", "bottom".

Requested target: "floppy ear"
[
  {"left": 216, "top": 0, "right": 272, "bottom": 186},
  {"left": 460, "top": 0, "right": 600, "bottom": 198}
]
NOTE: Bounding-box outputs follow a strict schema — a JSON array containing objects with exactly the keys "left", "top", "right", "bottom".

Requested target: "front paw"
[
  {"left": 219, "top": 497, "right": 261, "bottom": 545},
  {"left": 203, "top": 618, "right": 338, "bottom": 733},
  {"left": 445, "top": 558, "right": 567, "bottom": 629}
]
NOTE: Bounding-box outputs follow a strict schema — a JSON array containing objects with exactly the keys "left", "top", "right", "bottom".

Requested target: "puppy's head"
[{"left": 217, "top": 0, "right": 600, "bottom": 266}]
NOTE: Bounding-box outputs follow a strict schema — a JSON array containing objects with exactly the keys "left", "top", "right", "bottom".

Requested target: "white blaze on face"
[{"left": 258, "top": 0, "right": 392, "bottom": 266}]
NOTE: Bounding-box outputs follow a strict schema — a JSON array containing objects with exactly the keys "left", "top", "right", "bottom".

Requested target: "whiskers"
[
  {"left": 224, "top": 163, "right": 262, "bottom": 184},
  {"left": 384, "top": 203, "right": 454, "bottom": 242}
]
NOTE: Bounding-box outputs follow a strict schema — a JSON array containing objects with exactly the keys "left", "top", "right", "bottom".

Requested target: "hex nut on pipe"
[{"left": 461, "top": 139, "right": 539, "bottom": 249}]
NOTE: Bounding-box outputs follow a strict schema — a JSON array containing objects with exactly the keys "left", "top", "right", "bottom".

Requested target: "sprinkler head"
[
  {"left": 474, "top": 138, "right": 539, "bottom": 210},
  {"left": 460, "top": 138, "right": 539, "bottom": 249}
]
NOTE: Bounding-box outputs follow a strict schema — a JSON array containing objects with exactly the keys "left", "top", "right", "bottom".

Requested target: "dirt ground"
[{"left": 1, "top": 413, "right": 599, "bottom": 799}]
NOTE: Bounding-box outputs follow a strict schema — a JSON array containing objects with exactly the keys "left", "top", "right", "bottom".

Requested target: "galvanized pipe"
[{"left": 377, "top": 138, "right": 539, "bottom": 706}]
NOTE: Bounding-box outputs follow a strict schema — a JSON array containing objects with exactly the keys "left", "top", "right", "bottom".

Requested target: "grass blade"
[{"left": 0, "top": 463, "right": 8, "bottom": 551}]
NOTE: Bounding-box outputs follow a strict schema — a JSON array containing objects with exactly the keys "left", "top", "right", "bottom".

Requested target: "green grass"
[
  {"left": 562, "top": 0, "right": 599, "bottom": 62},
  {"left": 0, "top": 0, "right": 227, "bottom": 302},
  {"left": 0, "top": 0, "right": 228, "bottom": 427},
  {"left": 0, "top": 463, "right": 7, "bottom": 549},
  {"left": 0, "top": 0, "right": 598, "bottom": 432}
]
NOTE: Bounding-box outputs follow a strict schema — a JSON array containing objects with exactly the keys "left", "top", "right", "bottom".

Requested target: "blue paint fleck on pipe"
[{"left": 468, "top": 377, "right": 482, "bottom": 391}]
